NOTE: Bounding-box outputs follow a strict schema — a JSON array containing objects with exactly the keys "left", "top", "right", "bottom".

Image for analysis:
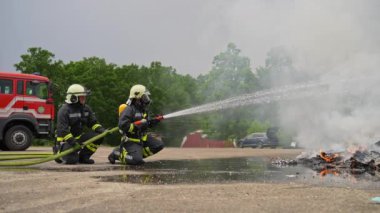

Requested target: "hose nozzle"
[{"left": 155, "top": 115, "right": 165, "bottom": 121}]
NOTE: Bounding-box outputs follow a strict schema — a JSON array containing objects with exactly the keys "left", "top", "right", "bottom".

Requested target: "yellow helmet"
[{"left": 65, "top": 84, "right": 90, "bottom": 104}]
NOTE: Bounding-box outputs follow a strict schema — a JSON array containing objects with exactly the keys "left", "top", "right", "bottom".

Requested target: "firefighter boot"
[
  {"left": 78, "top": 144, "right": 98, "bottom": 164},
  {"left": 108, "top": 147, "right": 121, "bottom": 164}
]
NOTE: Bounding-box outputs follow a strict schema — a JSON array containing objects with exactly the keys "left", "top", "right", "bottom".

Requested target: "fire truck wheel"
[{"left": 4, "top": 125, "right": 33, "bottom": 151}]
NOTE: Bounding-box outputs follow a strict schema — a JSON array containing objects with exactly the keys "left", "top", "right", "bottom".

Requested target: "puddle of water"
[{"left": 94, "top": 157, "right": 380, "bottom": 189}]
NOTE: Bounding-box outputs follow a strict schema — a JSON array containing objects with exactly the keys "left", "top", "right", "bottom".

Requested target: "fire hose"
[{"left": 0, "top": 127, "right": 119, "bottom": 167}]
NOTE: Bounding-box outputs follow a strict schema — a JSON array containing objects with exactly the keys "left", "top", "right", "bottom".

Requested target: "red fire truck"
[{"left": 0, "top": 71, "right": 55, "bottom": 150}]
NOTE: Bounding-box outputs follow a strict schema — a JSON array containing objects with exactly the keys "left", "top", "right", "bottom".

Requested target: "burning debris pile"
[
  {"left": 272, "top": 147, "right": 380, "bottom": 176},
  {"left": 298, "top": 150, "right": 380, "bottom": 175}
]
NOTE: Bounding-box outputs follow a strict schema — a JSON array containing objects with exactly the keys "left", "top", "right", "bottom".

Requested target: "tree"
[
  {"left": 63, "top": 57, "right": 120, "bottom": 129},
  {"left": 195, "top": 43, "right": 261, "bottom": 140},
  {"left": 14, "top": 47, "right": 68, "bottom": 111},
  {"left": 198, "top": 43, "right": 258, "bottom": 102},
  {"left": 256, "top": 46, "right": 309, "bottom": 89},
  {"left": 14, "top": 47, "right": 64, "bottom": 78}
]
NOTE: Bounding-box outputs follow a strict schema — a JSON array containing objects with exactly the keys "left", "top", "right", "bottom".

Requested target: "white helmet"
[
  {"left": 65, "top": 84, "right": 90, "bottom": 104},
  {"left": 128, "top": 84, "right": 151, "bottom": 105},
  {"left": 129, "top": 84, "right": 149, "bottom": 99}
]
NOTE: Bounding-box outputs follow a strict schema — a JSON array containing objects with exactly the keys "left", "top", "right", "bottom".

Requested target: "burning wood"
[{"left": 272, "top": 149, "right": 380, "bottom": 177}]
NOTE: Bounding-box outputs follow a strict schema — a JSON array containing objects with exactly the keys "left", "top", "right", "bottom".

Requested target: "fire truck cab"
[{"left": 0, "top": 71, "right": 55, "bottom": 150}]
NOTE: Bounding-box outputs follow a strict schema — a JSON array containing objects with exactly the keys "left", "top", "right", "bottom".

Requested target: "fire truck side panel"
[{"left": 0, "top": 72, "right": 55, "bottom": 150}]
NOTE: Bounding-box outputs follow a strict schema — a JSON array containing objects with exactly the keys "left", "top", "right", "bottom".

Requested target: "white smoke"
[
  {"left": 283, "top": 54, "right": 380, "bottom": 150},
  {"left": 222, "top": 0, "right": 380, "bottom": 149}
]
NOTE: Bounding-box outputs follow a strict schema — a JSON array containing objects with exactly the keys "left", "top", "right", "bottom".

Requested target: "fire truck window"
[
  {"left": 0, "top": 79, "right": 13, "bottom": 94},
  {"left": 26, "top": 81, "right": 48, "bottom": 99},
  {"left": 17, "top": 80, "right": 24, "bottom": 95}
]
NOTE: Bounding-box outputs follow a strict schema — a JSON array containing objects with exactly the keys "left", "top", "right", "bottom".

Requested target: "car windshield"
[{"left": 246, "top": 133, "right": 266, "bottom": 139}]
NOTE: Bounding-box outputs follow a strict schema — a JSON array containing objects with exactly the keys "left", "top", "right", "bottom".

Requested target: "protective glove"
[
  {"left": 95, "top": 126, "right": 106, "bottom": 134},
  {"left": 134, "top": 119, "right": 149, "bottom": 130},
  {"left": 148, "top": 115, "right": 162, "bottom": 126}
]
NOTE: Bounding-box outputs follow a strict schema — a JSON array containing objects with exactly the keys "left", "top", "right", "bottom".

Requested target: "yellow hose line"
[
  {"left": 0, "top": 152, "right": 52, "bottom": 156},
  {"left": 0, "top": 155, "right": 52, "bottom": 161},
  {"left": 0, "top": 127, "right": 119, "bottom": 167}
]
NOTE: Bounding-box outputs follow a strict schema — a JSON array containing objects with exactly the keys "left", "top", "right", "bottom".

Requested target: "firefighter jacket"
[
  {"left": 119, "top": 104, "right": 152, "bottom": 143},
  {"left": 56, "top": 103, "right": 103, "bottom": 144}
]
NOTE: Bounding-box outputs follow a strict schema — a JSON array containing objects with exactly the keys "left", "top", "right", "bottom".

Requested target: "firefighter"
[
  {"left": 108, "top": 84, "right": 164, "bottom": 165},
  {"left": 54, "top": 84, "right": 106, "bottom": 164}
]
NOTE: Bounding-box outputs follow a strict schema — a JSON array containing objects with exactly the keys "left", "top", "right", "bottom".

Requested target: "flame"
[
  {"left": 319, "top": 151, "right": 339, "bottom": 163},
  {"left": 319, "top": 169, "right": 339, "bottom": 177}
]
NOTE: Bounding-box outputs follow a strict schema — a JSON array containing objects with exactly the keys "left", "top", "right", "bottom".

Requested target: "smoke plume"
[{"left": 224, "top": 0, "right": 380, "bottom": 149}]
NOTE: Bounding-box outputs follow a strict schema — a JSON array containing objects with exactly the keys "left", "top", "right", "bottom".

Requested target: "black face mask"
[{"left": 141, "top": 94, "right": 151, "bottom": 106}]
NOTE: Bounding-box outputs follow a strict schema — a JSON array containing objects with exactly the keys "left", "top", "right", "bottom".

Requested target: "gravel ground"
[{"left": 0, "top": 147, "right": 379, "bottom": 213}]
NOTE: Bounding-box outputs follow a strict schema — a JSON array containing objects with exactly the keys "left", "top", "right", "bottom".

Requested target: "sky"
[
  {"left": 1, "top": 0, "right": 233, "bottom": 76},
  {"left": 1, "top": 0, "right": 380, "bottom": 149},
  {"left": 1, "top": 0, "right": 379, "bottom": 77}
]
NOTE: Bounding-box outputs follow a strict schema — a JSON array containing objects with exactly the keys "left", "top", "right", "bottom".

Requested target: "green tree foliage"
[
  {"left": 63, "top": 57, "right": 120, "bottom": 127},
  {"left": 247, "top": 120, "right": 270, "bottom": 134},
  {"left": 14, "top": 47, "right": 64, "bottom": 79},
  {"left": 14, "top": 47, "right": 65, "bottom": 108},
  {"left": 195, "top": 43, "right": 264, "bottom": 140},
  {"left": 256, "top": 46, "right": 310, "bottom": 89},
  {"left": 198, "top": 43, "right": 258, "bottom": 102}
]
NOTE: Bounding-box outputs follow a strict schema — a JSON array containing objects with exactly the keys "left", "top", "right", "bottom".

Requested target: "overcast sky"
[{"left": 1, "top": 0, "right": 379, "bottom": 78}]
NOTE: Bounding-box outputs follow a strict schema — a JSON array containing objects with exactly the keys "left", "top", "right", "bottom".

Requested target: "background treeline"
[{"left": 14, "top": 43, "right": 306, "bottom": 146}]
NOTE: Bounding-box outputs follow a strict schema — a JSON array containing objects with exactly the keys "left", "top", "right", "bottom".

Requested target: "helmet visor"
[
  {"left": 141, "top": 91, "right": 151, "bottom": 105},
  {"left": 75, "top": 89, "right": 91, "bottom": 97}
]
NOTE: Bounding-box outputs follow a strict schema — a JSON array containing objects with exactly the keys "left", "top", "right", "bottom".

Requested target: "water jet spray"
[{"left": 163, "top": 80, "right": 330, "bottom": 119}]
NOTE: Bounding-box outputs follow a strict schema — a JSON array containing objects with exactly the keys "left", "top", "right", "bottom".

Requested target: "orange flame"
[
  {"left": 319, "top": 169, "right": 339, "bottom": 177},
  {"left": 319, "top": 151, "right": 339, "bottom": 163}
]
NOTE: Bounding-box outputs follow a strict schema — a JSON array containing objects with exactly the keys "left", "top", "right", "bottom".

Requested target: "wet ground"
[
  {"left": 93, "top": 158, "right": 380, "bottom": 189},
  {"left": 0, "top": 147, "right": 380, "bottom": 212},
  {"left": 39, "top": 156, "right": 380, "bottom": 189}
]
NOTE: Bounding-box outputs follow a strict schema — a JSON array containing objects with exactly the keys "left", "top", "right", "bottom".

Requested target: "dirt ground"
[{"left": 0, "top": 147, "right": 379, "bottom": 213}]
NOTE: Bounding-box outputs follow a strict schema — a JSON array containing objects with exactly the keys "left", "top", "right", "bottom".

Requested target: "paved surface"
[{"left": 0, "top": 147, "right": 379, "bottom": 213}]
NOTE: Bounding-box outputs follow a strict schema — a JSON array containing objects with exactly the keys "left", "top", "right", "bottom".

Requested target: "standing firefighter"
[
  {"left": 54, "top": 84, "right": 106, "bottom": 164},
  {"left": 108, "top": 84, "right": 164, "bottom": 165}
]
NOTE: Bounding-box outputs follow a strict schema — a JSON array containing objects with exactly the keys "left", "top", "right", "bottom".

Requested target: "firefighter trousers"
[
  {"left": 61, "top": 131, "right": 104, "bottom": 164},
  {"left": 115, "top": 134, "right": 164, "bottom": 165}
]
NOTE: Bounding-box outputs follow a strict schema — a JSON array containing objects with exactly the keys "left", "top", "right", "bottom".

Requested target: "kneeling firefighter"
[
  {"left": 108, "top": 84, "right": 164, "bottom": 165},
  {"left": 54, "top": 84, "right": 106, "bottom": 164}
]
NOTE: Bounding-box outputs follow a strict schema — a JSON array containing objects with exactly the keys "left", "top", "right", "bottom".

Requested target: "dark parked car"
[{"left": 238, "top": 128, "right": 279, "bottom": 148}]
